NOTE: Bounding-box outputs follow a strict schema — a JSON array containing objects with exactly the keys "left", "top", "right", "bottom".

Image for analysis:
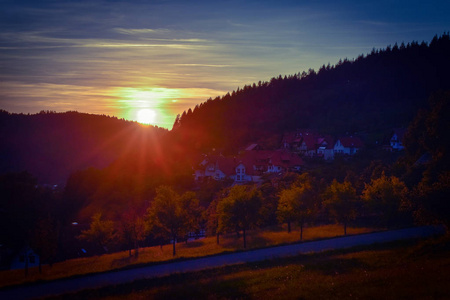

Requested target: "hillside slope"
[
  {"left": 172, "top": 34, "right": 450, "bottom": 153},
  {"left": 0, "top": 111, "right": 167, "bottom": 184}
]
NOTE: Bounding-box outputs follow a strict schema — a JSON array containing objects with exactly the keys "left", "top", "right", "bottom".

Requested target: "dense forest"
[
  {"left": 0, "top": 111, "right": 168, "bottom": 184},
  {"left": 1, "top": 34, "right": 449, "bottom": 267},
  {"left": 172, "top": 33, "right": 450, "bottom": 153}
]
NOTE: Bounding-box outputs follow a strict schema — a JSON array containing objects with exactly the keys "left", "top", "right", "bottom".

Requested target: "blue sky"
[{"left": 1, "top": 0, "right": 449, "bottom": 128}]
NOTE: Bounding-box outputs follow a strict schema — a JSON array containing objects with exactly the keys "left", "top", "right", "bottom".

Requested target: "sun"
[{"left": 137, "top": 108, "right": 157, "bottom": 124}]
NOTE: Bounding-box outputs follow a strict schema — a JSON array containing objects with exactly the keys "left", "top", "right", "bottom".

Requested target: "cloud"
[{"left": 114, "top": 28, "right": 171, "bottom": 35}]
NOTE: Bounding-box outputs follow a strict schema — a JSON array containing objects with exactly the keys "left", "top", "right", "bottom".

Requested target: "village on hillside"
[{"left": 193, "top": 129, "right": 406, "bottom": 185}]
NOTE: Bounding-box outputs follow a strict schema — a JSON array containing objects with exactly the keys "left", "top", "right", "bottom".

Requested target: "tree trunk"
[
  {"left": 300, "top": 222, "right": 303, "bottom": 241},
  {"left": 243, "top": 228, "right": 246, "bottom": 248},
  {"left": 24, "top": 254, "right": 28, "bottom": 277},
  {"left": 288, "top": 221, "right": 291, "bottom": 233},
  {"left": 129, "top": 248, "right": 132, "bottom": 257},
  {"left": 134, "top": 240, "right": 139, "bottom": 258},
  {"left": 344, "top": 222, "right": 347, "bottom": 236},
  {"left": 172, "top": 238, "right": 176, "bottom": 256},
  {"left": 216, "top": 232, "right": 220, "bottom": 245}
]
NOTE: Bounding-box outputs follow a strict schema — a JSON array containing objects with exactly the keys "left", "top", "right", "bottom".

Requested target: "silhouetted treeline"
[
  {"left": 172, "top": 33, "right": 450, "bottom": 153},
  {"left": 0, "top": 110, "right": 168, "bottom": 184}
]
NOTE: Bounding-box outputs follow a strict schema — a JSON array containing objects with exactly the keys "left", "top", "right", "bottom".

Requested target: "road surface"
[{"left": 0, "top": 225, "right": 444, "bottom": 300}]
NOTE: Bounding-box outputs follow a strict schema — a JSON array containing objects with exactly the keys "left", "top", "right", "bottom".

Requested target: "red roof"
[{"left": 301, "top": 134, "right": 318, "bottom": 149}]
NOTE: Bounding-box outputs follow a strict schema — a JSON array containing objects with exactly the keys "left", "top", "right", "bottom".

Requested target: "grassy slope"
[
  {"left": 57, "top": 235, "right": 450, "bottom": 300},
  {"left": 0, "top": 224, "right": 373, "bottom": 288}
]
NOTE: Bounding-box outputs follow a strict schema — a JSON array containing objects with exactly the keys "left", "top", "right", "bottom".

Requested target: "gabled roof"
[
  {"left": 319, "top": 135, "right": 335, "bottom": 149},
  {"left": 244, "top": 143, "right": 262, "bottom": 151},
  {"left": 300, "top": 134, "right": 318, "bottom": 149}
]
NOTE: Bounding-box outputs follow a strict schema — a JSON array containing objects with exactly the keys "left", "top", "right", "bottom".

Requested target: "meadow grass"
[
  {"left": 55, "top": 235, "right": 450, "bottom": 300},
  {"left": 0, "top": 224, "right": 375, "bottom": 288}
]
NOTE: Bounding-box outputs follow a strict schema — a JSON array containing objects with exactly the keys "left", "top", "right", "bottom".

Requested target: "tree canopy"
[
  {"left": 323, "top": 180, "right": 359, "bottom": 235},
  {"left": 217, "top": 185, "right": 262, "bottom": 248},
  {"left": 145, "top": 186, "right": 201, "bottom": 256}
]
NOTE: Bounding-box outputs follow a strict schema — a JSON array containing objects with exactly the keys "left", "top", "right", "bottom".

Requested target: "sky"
[{"left": 1, "top": 0, "right": 449, "bottom": 129}]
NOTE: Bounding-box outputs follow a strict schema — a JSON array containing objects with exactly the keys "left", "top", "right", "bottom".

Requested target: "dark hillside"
[
  {"left": 0, "top": 111, "right": 167, "bottom": 184},
  {"left": 172, "top": 34, "right": 450, "bottom": 153}
]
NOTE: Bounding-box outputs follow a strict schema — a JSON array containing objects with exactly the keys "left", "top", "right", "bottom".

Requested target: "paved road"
[{"left": 0, "top": 225, "right": 445, "bottom": 300}]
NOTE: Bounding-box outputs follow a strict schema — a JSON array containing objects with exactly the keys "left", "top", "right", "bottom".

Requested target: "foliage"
[
  {"left": 0, "top": 172, "right": 39, "bottom": 244},
  {"left": 0, "top": 172, "right": 63, "bottom": 266},
  {"left": 173, "top": 34, "right": 450, "bottom": 153},
  {"left": 257, "top": 182, "right": 279, "bottom": 227},
  {"left": 403, "top": 90, "right": 450, "bottom": 182},
  {"left": 118, "top": 210, "right": 147, "bottom": 257},
  {"left": 145, "top": 186, "right": 201, "bottom": 256},
  {"left": 78, "top": 213, "right": 116, "bottom": 252},
  {"left": 409, "top": 172, "right": 450, "bottom": 227},
  {"left": 402, "top": 91, "right": 450, "bottom": 227},
  {"left": 31, "top": 216, "right": 59, "bottom": 271},
  {"left": 277, "top": 180, "right": 318, "bottom": 240},
  {"left": 361, "top": 173, "right": 409, "bottom": 227},
  {"left": 179, "top": 191, "right": 203, "bottom": 236},
  {"left": 206, "top": 197, "right": 221, "bottom": 244},
  {"left": 323, "top": 180, "right": 359, "bottom": 235},
  {"left": 217, "top": 185, "right": 262, "bottom": 248}
]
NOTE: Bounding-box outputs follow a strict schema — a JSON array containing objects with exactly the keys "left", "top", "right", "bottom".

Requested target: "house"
[
  {"left": 282, "top": 129, "right": 317, "bottom": 153},
  {"left": 390, "top": 128, "right": 406, "bottom": 151},
  {"left": 298, "top": 134, "right": 318, "bottom": 157},
  {"left": 316, "top": 136, "right": 335, "bottom": 160},
  {"left": 194, "top": 155, "right": 256, "bottom": 183},
  {"left": 234, "top": 161, "right": 254, "bottom": 183},
  {"left": 194, "top": 155, "right": 236, "bottom": 182},
  {"left": 281, "top": 132, "right": 302, "bottom": 151},
  {"left": 194, "top": 149, "right": 304, "bottom": 184},
  {"left": 10, "top": 247, "right": 40, "bottom": 270},
  {"left": 334, "top": 136, "right": 364, "bottom": 156}
]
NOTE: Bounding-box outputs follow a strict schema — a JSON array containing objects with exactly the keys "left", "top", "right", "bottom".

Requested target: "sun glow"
[
  {"left": 137, "top": 108, "right": 157, "bottom": 124},
  {"left": 114, "top": 87, "right": 226, "bottom": 128}
]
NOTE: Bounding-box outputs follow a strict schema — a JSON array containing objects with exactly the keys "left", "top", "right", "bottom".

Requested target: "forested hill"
[
  {"left": 0, "top": 111, "right": 167, "bottom": 184},
  {"left": 172, "top": 33, "right": 450, "bottom": 153}
]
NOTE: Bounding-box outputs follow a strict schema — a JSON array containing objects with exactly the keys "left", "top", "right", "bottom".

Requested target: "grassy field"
[
  {"left": 50, "top": 235, "right": 450, "bottom": 300},
  {"left": 0, "top": 224, "right": 374, "bottom": 288}
]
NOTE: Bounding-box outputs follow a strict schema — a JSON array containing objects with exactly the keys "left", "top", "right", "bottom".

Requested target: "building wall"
[{"left": 10, "top": 248, "right": 40, "bottom": 270}]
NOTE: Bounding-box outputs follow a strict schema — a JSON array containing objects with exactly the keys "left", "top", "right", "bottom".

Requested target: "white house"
[
  {"left": 316, "top": 136, "right": 335, "bottom": 160},
  {"left": 233, "top": 162, "right": 253, "bottom": 183},
  {"left": 334, "top": 136, "right": 364, "bottom": 156},
  {"left": 390, "top": 129, "right": 406, "bottom": 151}
]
